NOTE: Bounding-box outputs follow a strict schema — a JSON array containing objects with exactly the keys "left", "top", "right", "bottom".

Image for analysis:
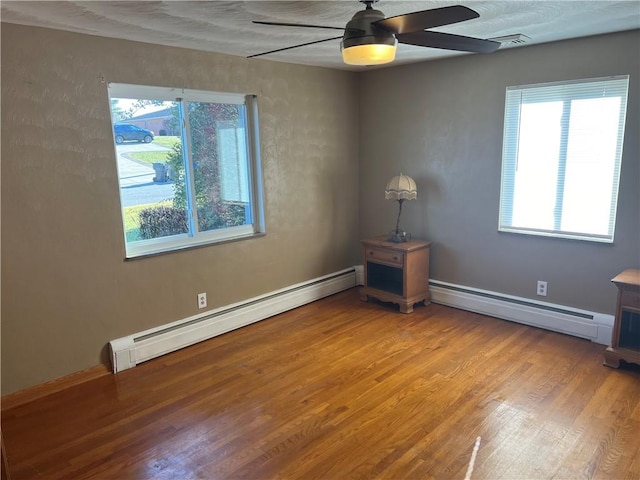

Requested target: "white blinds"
[{"left": 499, "top": 75, "right": 629, "bottom": 243}]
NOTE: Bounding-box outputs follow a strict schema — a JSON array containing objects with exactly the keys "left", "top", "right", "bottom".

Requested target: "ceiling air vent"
[{"left": 488, "top": 33, "right": 531, "bottom": 45}]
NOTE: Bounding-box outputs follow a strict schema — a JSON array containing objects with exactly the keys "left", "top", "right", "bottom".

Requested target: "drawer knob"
[{"left": 393, "top": 256, "right": 398, "bottom": 261}]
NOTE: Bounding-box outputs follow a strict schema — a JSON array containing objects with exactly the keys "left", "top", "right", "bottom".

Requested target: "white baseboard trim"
[
  {"left": 109, "top": 267, "right": 358, "bottom": 373},
  {"left": 429, "top": 279, "right": 614, "bottom": 345},
  {"left": 110, "top": 268, "right": 613, "bottom": 373}
]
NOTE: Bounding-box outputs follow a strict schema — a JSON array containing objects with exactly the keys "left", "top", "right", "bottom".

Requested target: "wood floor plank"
[{"left": 3, "top": 288, "right": 640, "bottom": 479}]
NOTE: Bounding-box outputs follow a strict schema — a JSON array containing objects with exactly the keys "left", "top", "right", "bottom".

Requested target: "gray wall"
[
  {"left": 359, "top": 30, "right": 639, "bottom": 314},
  {"left": 1, "top": 24, "right": 360, "bottom": 394}
]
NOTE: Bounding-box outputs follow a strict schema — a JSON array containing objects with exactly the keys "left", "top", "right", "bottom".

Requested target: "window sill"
[{"left": 124, "top": 231, "right": 266, "bottom": 261}]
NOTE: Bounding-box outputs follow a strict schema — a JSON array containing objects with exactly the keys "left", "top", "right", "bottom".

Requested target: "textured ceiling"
[{"left": 2, "top": 1, "right": 639, "bottom": 70}]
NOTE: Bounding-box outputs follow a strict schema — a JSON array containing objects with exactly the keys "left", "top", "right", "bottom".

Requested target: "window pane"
[
  {"left": 187, "top": 101, "right": 252, "bottom": 233},
  {"left": 512, "top": 101, "right": 563, "bottom": 230},
  {"left": 562, "top": 97, "right": 621, "bottom": 236},
  {"left": 111, "top": 98, "right": 188, "bottom": 243}
]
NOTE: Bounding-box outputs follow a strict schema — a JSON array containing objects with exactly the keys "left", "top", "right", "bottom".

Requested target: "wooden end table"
[
  {"left": 360, "top": 236, "right": 430, "bottom": 313},
  {"left": 604, "top": 268, "right": 640, "bottom": 368}
]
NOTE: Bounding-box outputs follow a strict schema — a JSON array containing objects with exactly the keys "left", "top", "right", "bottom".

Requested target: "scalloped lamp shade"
[{"left": 385, "top": 174, "right": 417, "bottom": 200}]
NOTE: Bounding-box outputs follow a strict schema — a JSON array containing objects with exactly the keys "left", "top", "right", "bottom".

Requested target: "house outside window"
[
  {"left": 108, "top": 84, "right": 265, "bottom": 258},
  {"left": 499, "top": 75, "right": 629, "bottom": 243}
]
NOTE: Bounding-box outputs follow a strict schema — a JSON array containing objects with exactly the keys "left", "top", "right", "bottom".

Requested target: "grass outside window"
[{"left": 127, "top": 136, "right": 181, "bottom": 166}]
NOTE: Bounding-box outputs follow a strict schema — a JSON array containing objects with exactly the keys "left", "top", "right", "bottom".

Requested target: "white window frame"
[
  {"left": 498, "top": 75, "right": 629, "bottom": 243},
  {"left": 109, "top": 83, "right": 265, "bottom": 258}
]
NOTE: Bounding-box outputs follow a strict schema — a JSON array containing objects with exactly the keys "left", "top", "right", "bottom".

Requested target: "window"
[
  {"left": 108, "top": 84, "right": 265, "bottom": 258},
  {"left": 499, "top": 76, "right": 629, "bottom": 243}
]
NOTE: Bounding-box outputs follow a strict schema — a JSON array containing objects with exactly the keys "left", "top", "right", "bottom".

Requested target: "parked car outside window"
[{"left": 114, "top": 124, "right": 154, "bottom": 144}]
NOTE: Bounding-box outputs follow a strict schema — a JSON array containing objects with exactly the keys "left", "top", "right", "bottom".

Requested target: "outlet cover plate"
[{"left": 198, "top": 292, "right": 207, "bottom": 309}]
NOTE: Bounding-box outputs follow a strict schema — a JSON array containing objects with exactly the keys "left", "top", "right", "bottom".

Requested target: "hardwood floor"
[{"left": 3, "top": 288, "right": 640, "bottom": 479}]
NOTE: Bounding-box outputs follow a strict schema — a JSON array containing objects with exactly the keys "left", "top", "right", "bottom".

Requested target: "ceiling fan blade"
[
  {"left": 247, "top": 36, "right": 344, "bottom": 59},
  {"left": 397, "top": 31, "right": 500, "bottom": 53},
  {"left": 374, "top": 5, "right": 479, "bottom": 35},
  {"left": 253, "top": 20, "right": 344, "bottom": 31}
]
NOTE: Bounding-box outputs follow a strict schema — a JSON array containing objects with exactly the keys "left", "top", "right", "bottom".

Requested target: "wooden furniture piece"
[
  {"left": 604, "top": 268, "right": 640, "bottom": 368},
  {"left": 360, "top": 236, "right": 430, "bottom": 313}
]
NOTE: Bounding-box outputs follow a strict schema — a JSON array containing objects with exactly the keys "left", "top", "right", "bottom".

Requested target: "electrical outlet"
[
  {"left": 537, "top": 281, "right": 548, "bottom": 297},
  {"left": 197, "top": 292, "right": 207, "bottom": 309}
]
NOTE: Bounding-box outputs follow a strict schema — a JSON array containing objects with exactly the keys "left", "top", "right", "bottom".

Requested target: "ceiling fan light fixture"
[
  {"left": 341, "top": 38, "right": 397, "bottom": 65},
  {"left": 340, "top": 5, "right": 396, "bottom": 66}
]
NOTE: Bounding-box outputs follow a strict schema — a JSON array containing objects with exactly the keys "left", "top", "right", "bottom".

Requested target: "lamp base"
[{"left": 388, "top": 230, "right": 411, "bottom": 243}]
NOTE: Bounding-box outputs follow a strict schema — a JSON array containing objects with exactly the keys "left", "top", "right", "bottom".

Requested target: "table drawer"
[
  {"left": 621, "top": 290, "right": 640, "bottom": 310},
  {"left": 366, "top": 247, "right": 404, "bottom": 266}
]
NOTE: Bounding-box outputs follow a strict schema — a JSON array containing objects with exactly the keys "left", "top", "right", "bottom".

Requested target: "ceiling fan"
[{"left": 249, "top": 0, "right": 500, "bottom": 66}]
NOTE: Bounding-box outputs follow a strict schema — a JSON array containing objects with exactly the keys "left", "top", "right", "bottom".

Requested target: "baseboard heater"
[
  {"left": 109, "top": 267, "right": 359, "bottom": 373},
  {"left": 429, "top": 279, "right": 614, "bottom": 345}
]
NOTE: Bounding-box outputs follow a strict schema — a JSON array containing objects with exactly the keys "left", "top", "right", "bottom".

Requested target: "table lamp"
[{"left": 385, "top": 174, "right": 417, "bottom": 242}]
